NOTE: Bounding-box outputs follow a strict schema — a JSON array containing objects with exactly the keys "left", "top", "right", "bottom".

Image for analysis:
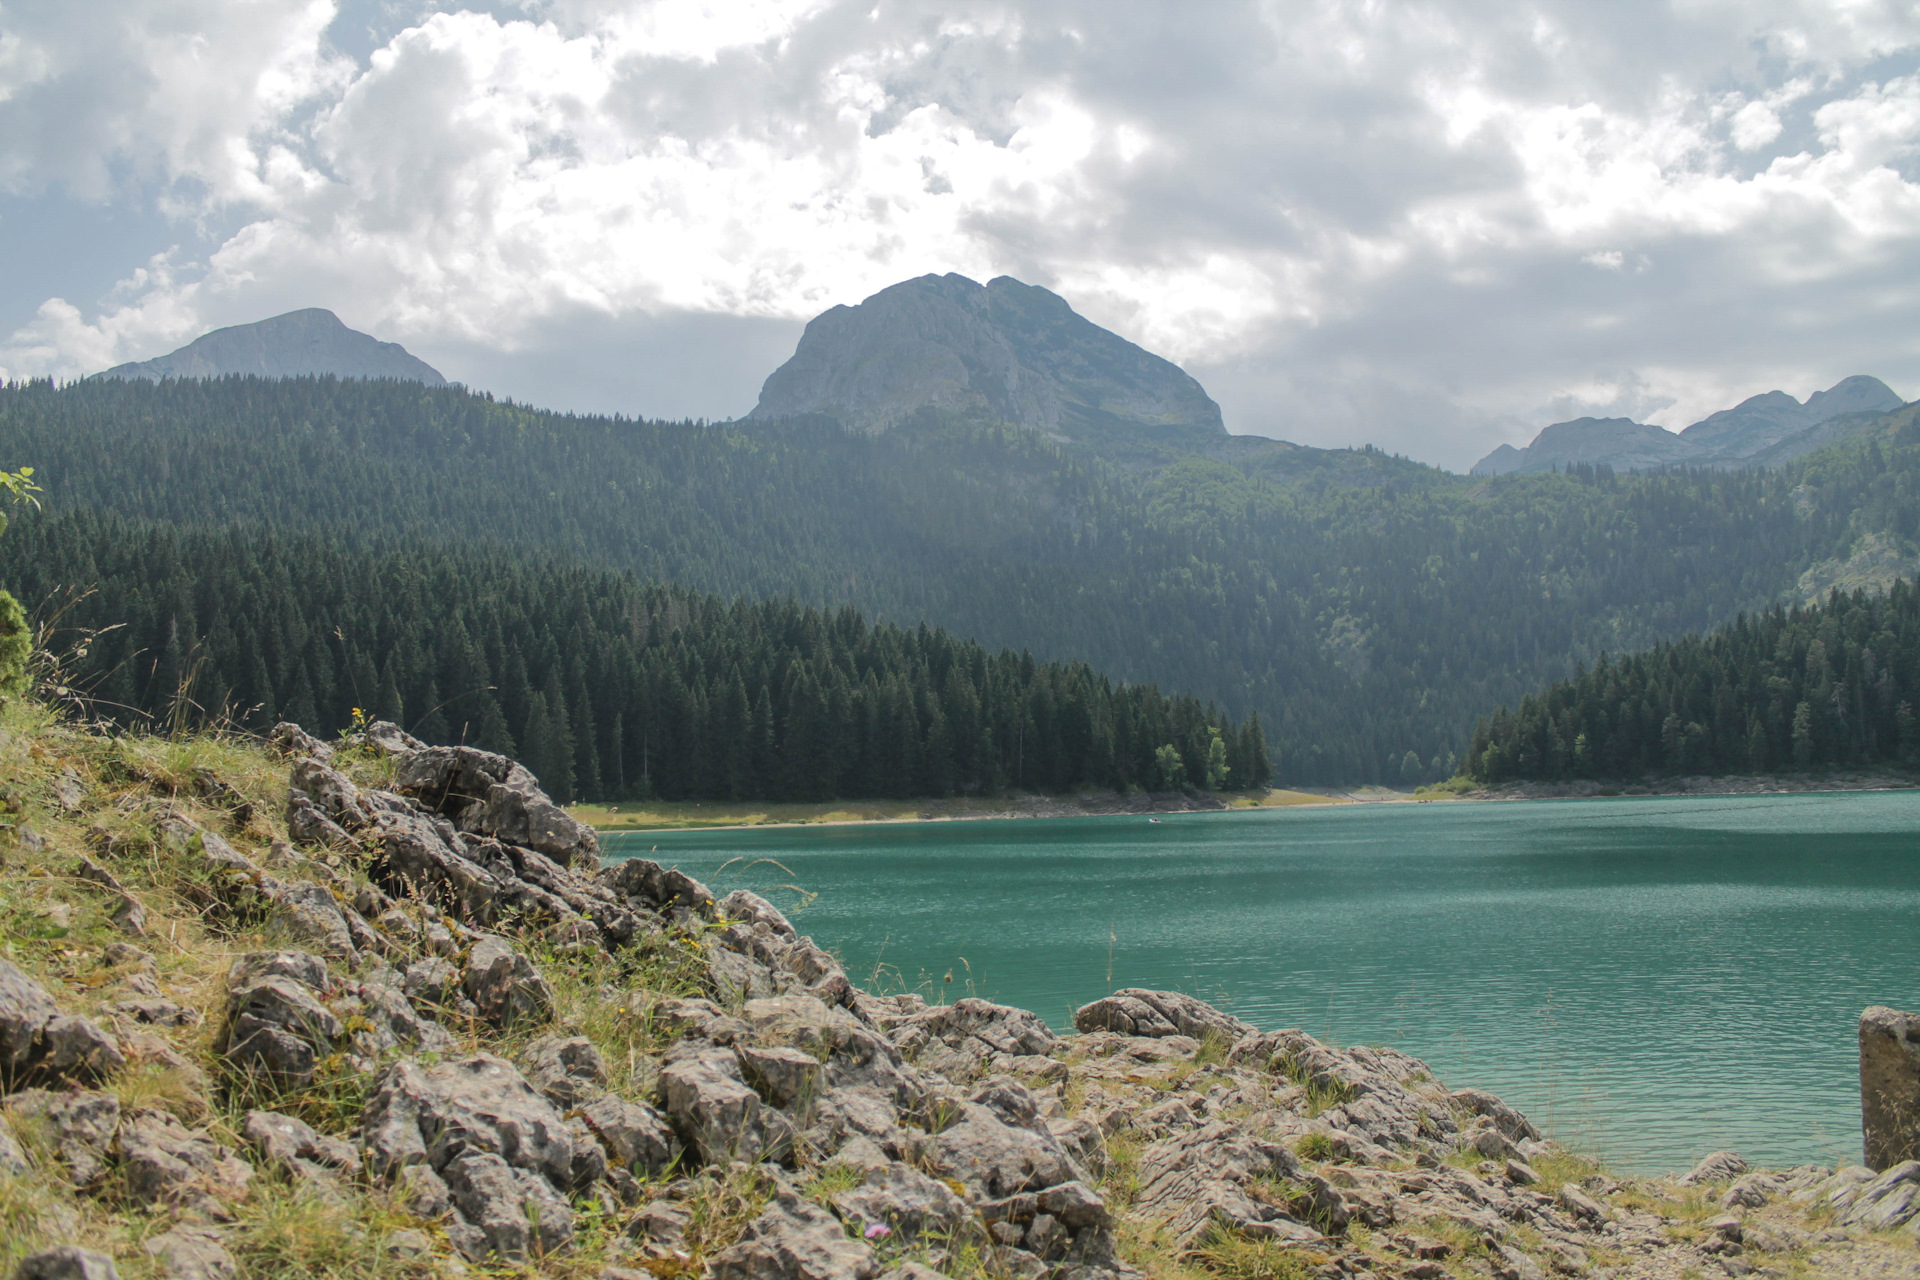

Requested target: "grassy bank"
[{"left": 569, "top": 787, "right": 1336, "bottom": 831}]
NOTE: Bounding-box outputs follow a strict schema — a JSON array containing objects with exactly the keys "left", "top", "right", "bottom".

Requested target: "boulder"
[
  {"left": 143, "top": 1228, "right": 237, "bottom": 1280},
  {"left": 1838, "top": 1159, "right": 1920, "bottom": 1230},
  {"left": 1230, "top": 1029, "right": 1451, "bottom": 1150},
  {"left": 708, "top": 1190, "right": 880, "bottom": 1280},
  {"left": 1072, "top": 989, "right": 1254, "bottom": 1043},
  {"left": 243, "top": 1109, "right": 358, "bottom": 1182},
  {"left": 925, "top": 1101, "right": 1077, "bottom": 1199},
  {"left": 395, "top": 745, "right": 599, "bottom": 870},
  {"left": 441, "top": 1149, "right": 575, "bottom": 1262},
  {"left": 523, "top": 1034, "right": 609, "bottom": 1106},
  {"left": 462, "top": 936, "right": 555, "bottom": 1028},
  {"left": 15, "top": 1249, "right": 121, "bottom": 1280},
  {"left": 738, "top": 1044, "right": 826, "bottom": 1110},
  {"left": 660, "top": 1042, "right": 796, "bottom": 1166},
  {"left": 1451, "top": 1088, "right": 1542, "bottom": 1142},
  {"left": 0, "top": 958, "right": 126, "bottom": 1088},
  {"left": 1130, "top": 1119, "right": 1333, "bottom": 1249},
  {"left": 888, "top": 998, "right": 1058, "bottom": 1080},
  {"left": 576, "top": 1094, "right": 681, "bottom": 1176},
  {"left": 4, "top": 1088, "right": 120, "bottom": 1186},
  {"left": 831, "top": 1162, "right": 974, "bottom": 1243},
  {"left": 1861, "top": 1005, "right": 1920, "bottom": 1171},
  {"left": 358, "top": 721, "right": 427, "bottom": 757},
  {"left": 221, "top": 961, "right": 344, "bottom": 1088},
  {"left": 268, "top": 722, "right": 334, "bottom": 763},
  {"left": 359, "top": 1055, "right": 578, "bottom": 1260},
  {"left": 600, "top": 858, "right": 714, "bottom": 916},
  {"left": 118, "top": 1109, "right": 254, "bottom": 1218},
  {"left": 1680, "top": 1151, "right": 1749, "bottom": 1185}
]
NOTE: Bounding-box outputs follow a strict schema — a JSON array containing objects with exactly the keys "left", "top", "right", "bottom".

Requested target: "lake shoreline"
[{"left": 577, "top": 770, "right": 1920, "bottom": 831}]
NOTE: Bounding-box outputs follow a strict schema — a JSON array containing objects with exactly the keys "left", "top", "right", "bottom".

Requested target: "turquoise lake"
[{"left": 603, "top": 792, "right": 1920, "bottom": 1174}]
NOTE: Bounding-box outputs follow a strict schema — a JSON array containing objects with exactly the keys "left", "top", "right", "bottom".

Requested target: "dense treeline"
[
  {"left": 2, "top": 510, "right": 1269, "bottom": 803},
  {"left": 1466, "top": 582, "right": 1920, "bottom": 781},
  {"left": 3, "top": 377, "right": 1916, "bottom": 783}
]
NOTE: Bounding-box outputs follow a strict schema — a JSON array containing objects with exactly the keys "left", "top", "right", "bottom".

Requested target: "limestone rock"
[
  {"left": 243, "top": 1109, "right": 357, "bottom": 1181},
  {"left": 925, "top": 1101, "right": 1077, "bottom": 1199},
  {"left": 1839, "top": 1159, "right": 1920, "bottom": 1230},
  {"left": 830, "top": 1162, "right": 974, "bottom": 1243},
  {"left": 221, "top": 955, "right": 344, "bottom": 1088},
  {"left": 442, "top": 1149, "right": 575, "bottom": 1261},
  {"left": 888, "top": 998, "right": 1058, "bottom": 1080},
  {"left": 4, "top": 1088, "right": 120, "bottom": 1186},
  {"left": 1131, "top": 1119, "right": 1330, "bottom": 1249},
  {"left": 118, "top": 1109, "right": 254, "bottom": 1217},
  {"left": 1861, "top": 1005, "right": 1920, "bottom": 1171},
  {"left": 708, "top": 1189, "right": 880, "bottom": 1280},
  {"left": 395, "top": 745, "right": 599, "bottom": 870},
  {"left": 1451, "top": 1088, "right": 1542, "bottom": 1142},
  {"left": 0, "top": 958, "right": 126, "bottom": 1088},
  {"left": 523, "top": 1034, "right": 609, "bottom": 1106},
  {"left": 576, "top": 1094, "right": 681, "bottom": 1176},
  {"left": 360, "top": 1055, "right": 578, "bottom": 1260},
  {"left": 661, "top": 1042, "right": 796, "bottom": 1166},
  {"left": 463, "top": 936, "right": 555, "bottom": 1028},
  {"left": 268, "top": 721, "right": 334, "bottom": 763},
  {"left": 1072, "top": 989, "right": 1254, "bottom": 1043},
  {"left": 1681, "top": 1151, "right": 1749, "bottom": 1185},
  {"left": 143, "top": 1228, "right": 236, "bottom": 1280},
  {"left": 15, "top": 1248, "right": 122, "bottom": 1280}
]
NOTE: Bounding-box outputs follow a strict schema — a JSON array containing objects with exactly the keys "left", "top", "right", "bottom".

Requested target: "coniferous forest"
[
  {"left": 2, "top": 376, "right": 1918, "bottom": 785},
  {"left": 1466, "top": 581, "right": 1920, "bottom": 782},
  {"left": 4, "top": 510, "right": 1268, "bottom": 803}
]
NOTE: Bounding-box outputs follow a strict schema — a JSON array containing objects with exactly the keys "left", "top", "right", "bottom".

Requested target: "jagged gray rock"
[
  {"left": 708, "top": 1189, "right": 880, "bottom": 1280},
  {"left": 143, "top": 1228, "right": 237, "bottom": 1280},
  {"left": 523, "top": 1034, "right": 608, "bottom": 1106},
  {"left": 4, "top": 1088, "right": 120, "bottom": 1186},
  {"left": 1072, "top": 989, "right": 1254, "bottom": 1042},
  {"left": 576, "top": 1094, "right": 681, "bottom": 1176},
  {"left": 1861, "top": 1005, "right": 1920, "bottom": 1170},
  {"left": 463, "top": 935, "right": 555, "bottom": 1028},
  {"left": 243, "top": 1109, "right": 357, "bottom": 1182},
  {"left": 118, "top": 1108, "right": 254, "bottom": 1217},
  {"left": 0, "top": 958, "right": 126, "bottom": 1088},
  {"left": 360, "top": 1055, "right": 577, "bottom": 1260},
  {"left": 15, "top": 1248, "right": 122, "bottom": 1280},
  {"left": 660, "top": 1042, "right": 796, "bottom": 1165}
]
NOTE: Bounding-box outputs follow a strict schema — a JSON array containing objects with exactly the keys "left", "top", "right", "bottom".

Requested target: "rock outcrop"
[
  {"left": 1861, "top": 1004, "right": 1920, "bottom": 1171},
  {"left": 2, "top": 715, "right": 1908, "bottom": 1280}
]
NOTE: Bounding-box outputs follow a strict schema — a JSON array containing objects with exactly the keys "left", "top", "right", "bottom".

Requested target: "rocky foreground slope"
[{"left": 0, "top": 707, "right": 1917, "bottom": 1280}]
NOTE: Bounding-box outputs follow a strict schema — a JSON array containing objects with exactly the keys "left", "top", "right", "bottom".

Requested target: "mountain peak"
[
  {"left": 99, "top": 309, "right": 446, "bottom": 385},
  {"left": 748, "top": 273, "right": 1223, "bottom": 442}
]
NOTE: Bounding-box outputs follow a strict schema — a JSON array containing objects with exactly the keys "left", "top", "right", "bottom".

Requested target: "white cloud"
[{"left": 0, "top": 0, "right": 1916, "bottom": 470}]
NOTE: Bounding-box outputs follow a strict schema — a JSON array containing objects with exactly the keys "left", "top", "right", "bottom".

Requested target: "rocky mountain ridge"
[
  {"left": 97, "top": 309, "right": 446, "bottom": 386},
  {"left": 2, "top": 708, "right": 1915, "bottom": 1280},
  {"left": 1473, "top": 376, "right": 1905, "bottom": 476},
  {"left": 749, "top": 274, "right": 1225, "bottom": 452}
]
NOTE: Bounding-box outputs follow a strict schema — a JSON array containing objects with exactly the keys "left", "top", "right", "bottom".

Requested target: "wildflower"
[{"left": 864, "top": 1222, "right": 891, "bottom": 1241}]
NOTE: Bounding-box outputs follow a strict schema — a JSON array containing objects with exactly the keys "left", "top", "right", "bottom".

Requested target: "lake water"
[{"left": 603, "top": 792, "right": 1920, "bottom": 1174}]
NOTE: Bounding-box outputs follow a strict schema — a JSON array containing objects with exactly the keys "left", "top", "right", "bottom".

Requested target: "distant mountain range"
[
  {"left": 1472, "top": 375, "right": 1906, "bottom": 476},
  {"left": 98, "top": 309, "right": 446, "bottom": 385}
]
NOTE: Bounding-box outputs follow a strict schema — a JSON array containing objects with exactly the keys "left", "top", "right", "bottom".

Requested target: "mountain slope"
[
  {"left": 1472, "top": 375, "right": 1905, "bottom": 476},
  {"left": 750, "top": 274, "right": 1223, "bottom": 453},
  {"left": 98, "top": 308, "right": 447, "bottom": 385},
  {"left": 6, "top": 377, "right": 1918, "bottom": 785}
]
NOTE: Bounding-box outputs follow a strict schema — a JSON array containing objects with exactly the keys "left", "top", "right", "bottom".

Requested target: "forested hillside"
[
  {"left": 1465, "top": 581, "right": 1920, "bottom": 782},
  {"left": 2, "top": 377, "right": 1916, "bottom": 783},
  {"left": 5, "top": 510, "right": 1267, "bottom": 803}
]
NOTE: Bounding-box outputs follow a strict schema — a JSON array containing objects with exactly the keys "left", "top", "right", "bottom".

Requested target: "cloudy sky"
[{"left": 0, "top": 0, "right": 1915, "bottom": 471}]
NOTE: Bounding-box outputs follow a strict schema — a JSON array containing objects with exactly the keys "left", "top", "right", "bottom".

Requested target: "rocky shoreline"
[
  {"left": 1, "top": 715, "right": 1916, "bottom": 1280},
  {"left": 1455, "top": 772, "right": 1920, "bottom": 802}
]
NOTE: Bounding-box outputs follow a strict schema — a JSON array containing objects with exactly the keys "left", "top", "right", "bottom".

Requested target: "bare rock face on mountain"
[
  {"left": 98, "top": 309, "right": 446, "bottom": 386},
  {"left": 1471, "top": 374, "right": 1905, "bottom": 477},
  {"left": 749, "top": 273, "right": 1224, "bottom": 443}
]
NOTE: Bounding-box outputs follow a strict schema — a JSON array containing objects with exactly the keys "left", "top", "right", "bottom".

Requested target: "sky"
[{"left": 0, "top": 1, "right": 1916, "bottom": 472}]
